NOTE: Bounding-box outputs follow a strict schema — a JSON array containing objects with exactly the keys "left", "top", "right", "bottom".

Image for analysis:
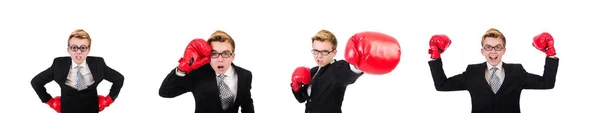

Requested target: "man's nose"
[
  {"left": 490, "top": 50, "right": 499, "bottom": 54},
  {"left": 316, "top": 54, "right": 323, "bottom": 58},
  {"left": 217, "top": 56, "right": 224, "bottom": 62}
]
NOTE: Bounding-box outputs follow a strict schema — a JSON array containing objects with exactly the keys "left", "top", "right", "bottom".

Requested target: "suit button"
[
  {"left": 494, "top": 109, "right": 498, "bottom": 111},
  {"left": 495, "top": 97, "right": 498, "bottom": 99}
]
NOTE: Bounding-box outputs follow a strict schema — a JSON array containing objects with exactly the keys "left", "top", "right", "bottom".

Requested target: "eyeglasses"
[
  {"left": 210, "top": 50, "right": 233, "bottom": 58},
  {"left": 311, "top": 49, "right": 333, "bottom": 56},
  {"left": 68, "top": 45, "right": 89, "bottom": 52},
  {"left": 483, "top": 44, "right": 504, "bottom": 51}
]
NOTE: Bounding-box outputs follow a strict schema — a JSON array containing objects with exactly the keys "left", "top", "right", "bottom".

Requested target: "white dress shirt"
[
  {"left": 485, "top": 62, "right": 505, "bottom": 85},
  {"left": 307, "top": 60, "right": 362, "bottom": 96},
  {"left": 66, "top": 60, "right": 95, "bottom": 90},
  {"left": 216, "top": 66, "right": 238, "bottom": 101}
]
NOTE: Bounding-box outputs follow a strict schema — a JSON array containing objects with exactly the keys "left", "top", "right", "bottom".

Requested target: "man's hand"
[
  {"left": 46, "top": 96, "right": 61, "bottom": 112},
  {"left": 177, "top": 38, "right": 212, "bottom": 75},
  {"left": 532, "top": 32, "right": 557, "bottom": 57},
  {"left": 429, "top": 34, "right": 451, "bottom": 59},
  {"left": 98, "top": 95, "right": 114, "bottom": 112}
]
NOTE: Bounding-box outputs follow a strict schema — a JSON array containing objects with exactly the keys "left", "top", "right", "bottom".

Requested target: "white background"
[{"left": 0, "top": 0, "right": 598, "bottom": 113}]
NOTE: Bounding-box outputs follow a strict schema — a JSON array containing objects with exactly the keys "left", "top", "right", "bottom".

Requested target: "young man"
[
  {"left": 291, "top": 30, "right": 401, "bottom": 113},
  {"left": 159, "top": 30, "right": 254, "bottom": 113},
  {"left": 31, "top": 29, "right": 125, "bottom": 113},
  {"left": 428, "top": 28, "right": 559, "bottom": 113}
]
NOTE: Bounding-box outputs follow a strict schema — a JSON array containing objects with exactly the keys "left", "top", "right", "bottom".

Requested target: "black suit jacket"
[
  {"left": 159, "top": 63, "right": 254, "bottom": 113},
  {"left": 31, "top": 56, "right": 125, "bottom": 113},
  {"left": 428, "top": 57, "right": 559, "bottom": 113},
  {"left": 292, "top": 60, "right": 364, "bottom": 113}
]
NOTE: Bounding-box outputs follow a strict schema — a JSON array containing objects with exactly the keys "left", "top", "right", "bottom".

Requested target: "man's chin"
[
  {"left": 487, "top": 61, "right": 500, "bottom": 66},
  {"left": 215, "top": 71, "right": 225, "bottom": 75},
  {"left": 73, "top": 60, "right": 84, "bottom": 64}
]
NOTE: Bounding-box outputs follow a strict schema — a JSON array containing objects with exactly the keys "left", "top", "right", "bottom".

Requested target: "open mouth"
[
  {"left": 489, "top": 56, "right": 498, "bottom": 61},
  {"left": 217, "top": 65, "right": 224, "bottom": 69},
  {"left": 317, "top": 60, "right": 323, "bottom": 64}
]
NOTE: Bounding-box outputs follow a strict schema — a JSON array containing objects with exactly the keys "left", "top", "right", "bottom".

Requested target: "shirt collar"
[
  {"left": 216, "top": 65, "right": 235, "bottom": 77},
  {"left": 71, "top": 59, "right": 88, "bottom": 69},
  {"left": 486, "top": 61, "right": 503, "bottom": 71}
]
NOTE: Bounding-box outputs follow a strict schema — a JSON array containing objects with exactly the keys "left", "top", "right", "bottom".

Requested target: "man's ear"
[{"left": 480, "top": 48, "right": 484, "bottom": 55}]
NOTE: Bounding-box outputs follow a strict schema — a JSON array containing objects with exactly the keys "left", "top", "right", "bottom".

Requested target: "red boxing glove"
[
  {"left": 98, "top": 95, "right": 114, "bottom": 112},
  {"left": 345, "top": 31, "right": 401, "bottom": 75},
  {"left": 428, "top": 34, "right": 452, "bottom": 59},
  {"left": 177, "top": 38, "right": 212, "bottom": 74},
  {"left": 46, "top": 96, "right": 61, "bottom": 113},
  {"left": 532, "top": 32, "right": 556, "bottom": 56},
  {"left": 291, "top": 66, "right": 311, "bottom": 92}
]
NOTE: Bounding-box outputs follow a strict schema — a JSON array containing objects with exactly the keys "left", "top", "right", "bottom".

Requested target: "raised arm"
[
  {"left": 429, "top": 58, "right": 468, "bottom": 91},
  {"left": 523, "top": 57, "right": 559, "bottom": 89}
]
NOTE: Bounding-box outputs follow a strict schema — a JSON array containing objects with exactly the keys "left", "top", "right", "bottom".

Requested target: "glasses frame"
[
  {"left": 68, "top": 45, "right": 89, "bottom": 52},
  {"left": 311, "top": 49, "right": 334, "bottom": 56},
  {"left": 483, "top": 44, "right": 504, "bottom": 51},
  {"left": 210, "top": 50, "right": 233, "bottom": 58}
]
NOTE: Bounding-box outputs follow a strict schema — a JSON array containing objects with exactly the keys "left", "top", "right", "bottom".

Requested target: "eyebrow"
[
  {"left": 485, "top": 44, "right": 503, "bottom": 46},
  {"left": 313, "top": 49, "right": 332, "bottom": 51},
  {"left": 212, "top": 50, "right": 232, "bottom": 52}
]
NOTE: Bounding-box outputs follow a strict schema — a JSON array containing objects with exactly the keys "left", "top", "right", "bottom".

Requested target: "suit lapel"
[
  {"left": 86, "top": 57, "right": 101, "bottom": 84},
  {"left": 477, "top": 63, "right": 496, "bottom": 95},
  {"left": 310, "top": 64, "right": 333, "bottom": 100},
  {"left": 310, "top": 68, "right": 318, "bottom": 78},
  {"left": 58, "top": 58, "right": 72, "bottom": 84},
  {"left": 232, "top": 64, "right": 245, "bottom": 106},
  {"left": 496, "top": 63, "right": 513, "bottom": 94},
  {"left": 202, "top": 66, "right": 224, "bottom": 110}
]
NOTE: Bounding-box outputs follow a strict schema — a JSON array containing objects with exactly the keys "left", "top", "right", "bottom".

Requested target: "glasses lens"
[
  {"left": 495, "top": 45, "right": 504, "bottom": 51},
  {"left": 311, "top": 50, "right": 319, "bottom": 55},
  {"left": 210, "top": 53, "right": 219, "bottom": 58},
  {"left": 321, "top": 51, "right": 330, "bottom": 56},
  {"left": 70, "top": 45, "right": 78, "bottom": 52},
  {"left": 80, "top": 46, "right": 88, "bottom": 52},
  {"left": 484, "top": 46, "right": 492, "bottom": 51},
  {"left": 222, "top": 51, "right": 232, "bottom": 58}
]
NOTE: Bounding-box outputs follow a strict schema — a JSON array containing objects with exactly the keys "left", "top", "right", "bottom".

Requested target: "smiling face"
[
  {"left": 480, "top": 28, "right": 506, "bottom": 66},
  {"left": 481, "top": 37, "right": 505, "bottom": 66}
]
